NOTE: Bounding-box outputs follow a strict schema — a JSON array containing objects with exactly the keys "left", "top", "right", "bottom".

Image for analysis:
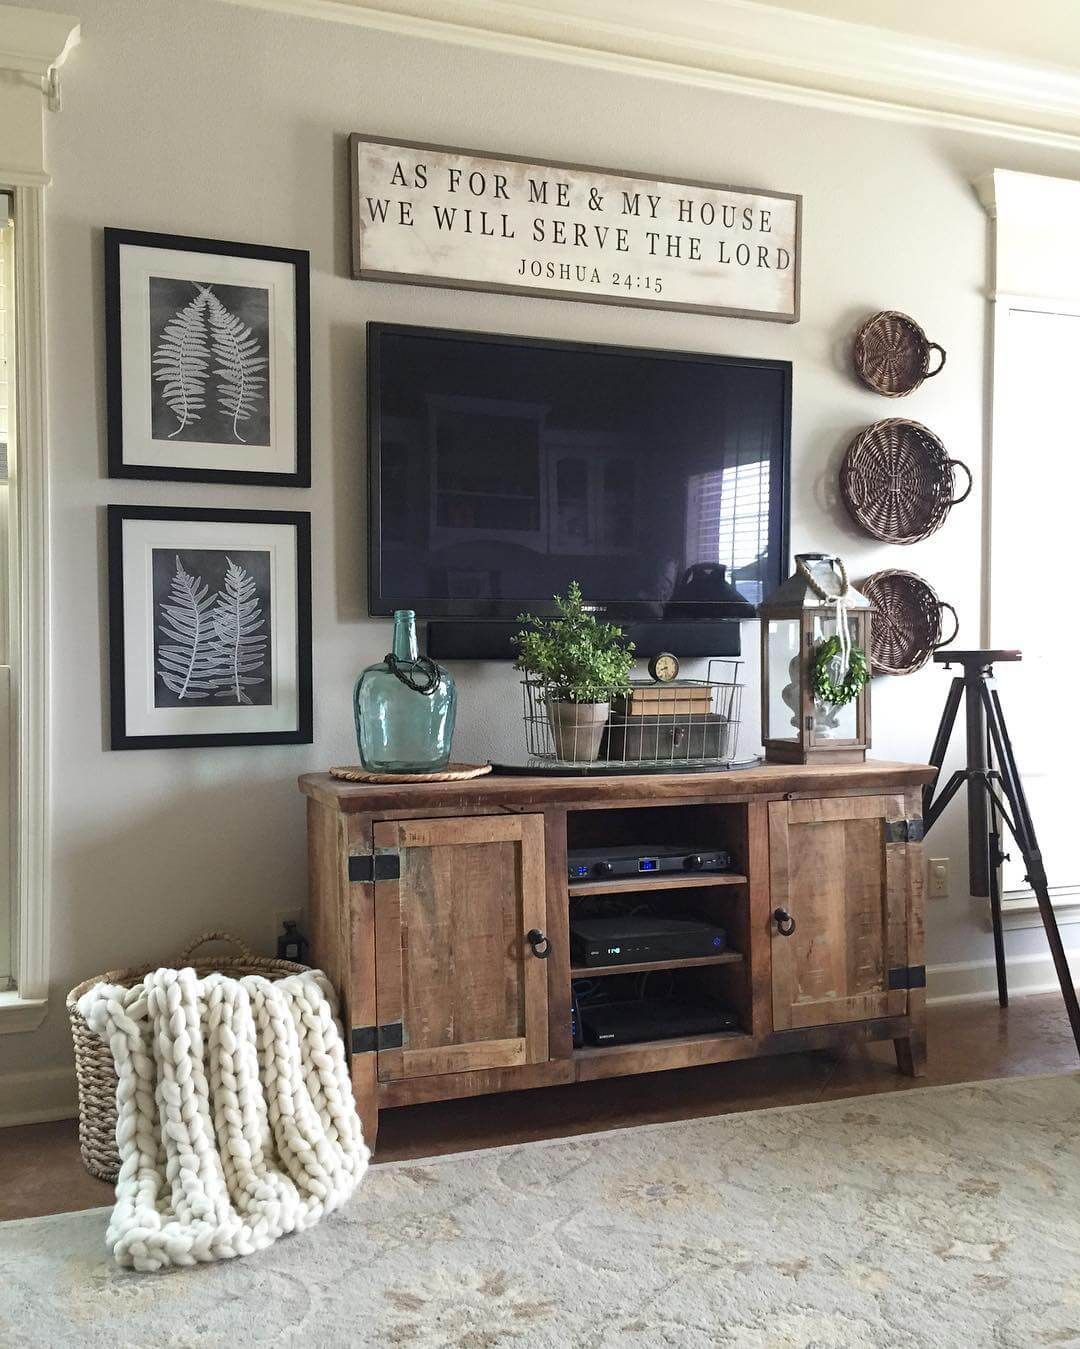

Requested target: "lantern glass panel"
[
  {"left": 766, "top": 617, "right": 801, "bottom": 742},
  {"left": 810, "top": 611, "right": 858, "bottom": 740}
]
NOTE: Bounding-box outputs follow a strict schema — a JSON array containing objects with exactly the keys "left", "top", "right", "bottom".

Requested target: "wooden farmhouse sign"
[{"left": 350, "top": 135, "right": 801, "bottom": 322}]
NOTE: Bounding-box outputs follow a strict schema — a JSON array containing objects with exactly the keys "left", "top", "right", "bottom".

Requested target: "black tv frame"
[{"left": 367, "top": 322, "right": 792, "bottom": 631}]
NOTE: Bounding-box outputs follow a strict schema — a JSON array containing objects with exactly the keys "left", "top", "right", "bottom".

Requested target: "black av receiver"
[
  {"left": 570, "top": 915, "right": 727, "bottom": 968},
  {"left": 578, "top": 997, "right": 740, "bottom": 1046},
  {"left": 568, "top": 843, "right": 733, "bottom": 882}
]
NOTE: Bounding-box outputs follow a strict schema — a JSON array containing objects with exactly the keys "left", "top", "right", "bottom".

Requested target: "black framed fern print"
[
  {"left": 105, "top": 229, "right": 310, "bottom": 486},
  {"left": 108, "top": 506, "right": 312, "bottom": 749}
]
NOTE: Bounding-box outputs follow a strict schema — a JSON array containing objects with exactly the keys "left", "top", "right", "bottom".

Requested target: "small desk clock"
[{"left": 648, "top": 652, "right": 680, "bottom": 682}]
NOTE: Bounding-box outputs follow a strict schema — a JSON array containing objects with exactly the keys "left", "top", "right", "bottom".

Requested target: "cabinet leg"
[
  {"left": 360, "top": 1103, "right": 379, "bottom": 1154},
  {"left": 352, "top": 1059, "right": 380, "bottom": 1154},
  {"left": 894, "top": 1029, "right": 927, "bottom": 1078}
]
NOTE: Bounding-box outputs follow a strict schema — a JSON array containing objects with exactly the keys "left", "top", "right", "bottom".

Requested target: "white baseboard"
[
  {"left": 0, "top": 959, "right": 1070, "bottom": 1127},
  {"left": 0, "top": 1064, "right": 77, "bottom": 1128},
  {"left": 927, "top": 950, "right": 1077, "bottom": 1006}
]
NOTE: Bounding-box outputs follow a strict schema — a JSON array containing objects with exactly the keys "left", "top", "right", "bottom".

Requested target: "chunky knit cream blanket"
[{"left": 78, "top": 966, "right": 368, "bottom": 1272}]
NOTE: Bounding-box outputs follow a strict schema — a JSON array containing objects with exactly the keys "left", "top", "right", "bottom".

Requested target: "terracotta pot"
[{"left": 548, "top": 700, "right": 610, "bottom": 763}]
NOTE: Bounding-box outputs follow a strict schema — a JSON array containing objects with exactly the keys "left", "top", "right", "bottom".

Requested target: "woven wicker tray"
[
  {"left": 853, "top": 310, "right": 946, "bottom": 397},
  {"left": 330, "top": 763, "right": 492, "bottom": 783},
  {"left": 841, "top": 418, "right": 971, "bottom": 544},
  {"left": 861, "top": 569, "right": 959, "bottom": 675}
]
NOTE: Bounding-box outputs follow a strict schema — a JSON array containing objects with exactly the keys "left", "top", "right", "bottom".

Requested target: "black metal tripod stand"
[{"left": 924, "top": 649, "right": 1080, "bottom": 1057}]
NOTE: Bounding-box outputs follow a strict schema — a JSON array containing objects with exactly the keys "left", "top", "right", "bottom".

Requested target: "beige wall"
[{"left": 3, "top": 0, "right": 1078, "bottom": 1095}]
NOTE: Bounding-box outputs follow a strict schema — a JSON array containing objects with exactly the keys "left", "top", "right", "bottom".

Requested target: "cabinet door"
[
  {"left": 373, "top": 814, "right": 549, "bottom": 1081},
  {"left": 769, "top": 795, "right": 910, "bottom": 1030}
]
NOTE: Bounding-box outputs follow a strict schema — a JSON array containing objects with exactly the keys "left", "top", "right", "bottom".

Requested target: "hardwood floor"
[{"left": 1, "top": 992, "right": 1076, "bottom": 1223}]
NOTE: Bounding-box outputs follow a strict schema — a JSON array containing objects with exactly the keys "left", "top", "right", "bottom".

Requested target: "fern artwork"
[
  {"left": 152, "top": 549, "right": 272, "bottom": 709},
  {"left": 149, "top": 279, "right": 270, "bottom": 447}
]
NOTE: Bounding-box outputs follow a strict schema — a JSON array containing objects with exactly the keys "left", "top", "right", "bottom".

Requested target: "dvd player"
[
  {"left": 568, "top": 843, "right": 733, "bottom": 881},
  {"left": 570, "top": 915, "right": 727, "bottom": 967},
  {"left": 579, "top": 997, "right": 740, "bottom": 1045}
]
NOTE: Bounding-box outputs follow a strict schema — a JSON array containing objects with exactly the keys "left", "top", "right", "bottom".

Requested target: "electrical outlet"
[{"left": 929, "top": 858, "right": 950, "bottom": 900}]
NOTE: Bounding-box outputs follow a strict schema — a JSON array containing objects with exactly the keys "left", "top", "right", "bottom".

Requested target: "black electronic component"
[
  {"left": 570, "top": 987, "right": 583, "bottom": 1049},
  {"left": 570, "top": 915, "right": 728, "bottom": 967},
  {"left": 567, "top": 843, "right": 733, "bottom": 882},
  {"left": 579, "top": 997, "right": 740, "bottom": 1046},
  {"left": 368, "top": 324, "right": 792, "bottom": 646}
]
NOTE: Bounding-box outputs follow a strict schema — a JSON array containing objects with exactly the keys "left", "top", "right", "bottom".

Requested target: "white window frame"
[
  {"left": 0, "top": 5, "right": 80, "bottom": 1032},
  {"left": 978, "top": 168, "right": 1080, "bottom": 935},
  {"left": 0, "top": 184, "right": 49, "bottom": 1029},
  {"left": 0, "top": 197, "right": 13, "bottom": 991}
]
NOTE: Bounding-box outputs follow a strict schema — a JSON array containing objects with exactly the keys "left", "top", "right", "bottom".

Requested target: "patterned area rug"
[{"left": 2, "top": 1074, "right": 1079, "bottom": 1347}]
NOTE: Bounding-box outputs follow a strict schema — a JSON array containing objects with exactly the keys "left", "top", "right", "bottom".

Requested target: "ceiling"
[{"left": 742, "top": 0, "right": 1080, "bottom": 72}]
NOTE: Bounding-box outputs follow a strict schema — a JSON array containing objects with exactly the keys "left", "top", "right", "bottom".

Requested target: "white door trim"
[
  {"left": 978, "top": 171, "right": 1080, "bottom": 925},
  {"left": 0, "top": 4, "right": 79, "bottom": 1033},
  {"left": 1, "top": 183, "right": 50, "bottom": 1031}
]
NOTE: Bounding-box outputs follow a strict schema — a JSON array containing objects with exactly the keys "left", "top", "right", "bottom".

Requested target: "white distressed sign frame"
[{"left": 350, "top": 135, "right": 801, "bottom": 323}]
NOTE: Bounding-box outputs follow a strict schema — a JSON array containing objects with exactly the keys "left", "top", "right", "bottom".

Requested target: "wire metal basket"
[{"left": 521, "top": 660, "right": 743, "bottom": 768}]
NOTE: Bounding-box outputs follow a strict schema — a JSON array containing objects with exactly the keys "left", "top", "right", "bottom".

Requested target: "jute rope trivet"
[{"left": 329, "top": 762, "right": 492, "bottom": 783}]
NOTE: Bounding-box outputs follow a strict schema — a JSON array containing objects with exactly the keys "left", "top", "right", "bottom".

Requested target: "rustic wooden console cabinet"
[{"left": 300, "top": 761, "right": 933, "bottom": 1148}]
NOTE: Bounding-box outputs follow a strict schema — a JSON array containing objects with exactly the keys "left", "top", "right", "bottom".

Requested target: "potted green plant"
[{"left": 513, "top": 581, "right": 635, "bottom": 762}]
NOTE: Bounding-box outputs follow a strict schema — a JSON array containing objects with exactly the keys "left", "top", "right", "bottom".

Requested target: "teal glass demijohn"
[{"left": 354, "top": 610, "right": 457, "bottom": 772}]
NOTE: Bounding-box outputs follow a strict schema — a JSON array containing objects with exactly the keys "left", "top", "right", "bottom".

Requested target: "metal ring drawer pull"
[
  {"left": 774, "top": 908, "right": 797, "bottom": 937},
  {"left": 526, "top": 929, "right": 551, "bottom": 959}
]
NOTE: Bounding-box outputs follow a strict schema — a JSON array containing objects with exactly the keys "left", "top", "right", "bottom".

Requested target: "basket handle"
[
  {"left": 924, "top": 342, "right": 947, "bottom": 378},
  {"left": 947, "top": 458, "right": 973, "bottom": 506},
  {"left": 935, "top": 600, "right": 960, "bottom": 649},
  {"left": 177, "top": 931, "right": 256, "bottom": 965}
]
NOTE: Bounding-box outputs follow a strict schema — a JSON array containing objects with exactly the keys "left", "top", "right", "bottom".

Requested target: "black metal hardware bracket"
[
  {"left": 351, "top": 1022, "right": 404, "bottom": 1054},
  {"left": 885, "top": 818, "right": 924, "bottom": 844},
  {"left": 888, "top": 965, "right": 927, "bottom": 991},
  {"left": 349, "top": 853, "right": 401, "bottom": 883}
]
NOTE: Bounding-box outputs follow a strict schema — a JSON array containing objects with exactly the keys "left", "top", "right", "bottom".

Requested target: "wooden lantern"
[{"left": 760, "top": 553, "right": 872, "bottom": 764}]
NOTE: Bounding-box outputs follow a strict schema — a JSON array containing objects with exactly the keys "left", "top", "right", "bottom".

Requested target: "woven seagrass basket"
[
  {"left": 67, "top": 931, "right": 308, "bottom": 1184},
  {"left": 860, "top": 569, "right": 959, "bottom": 676},
  {"left": 852, "top": 310, "right": 947, "bottom": 397},
  {"left": 841, "top": 418, "right": 972, "bottom": 545}
]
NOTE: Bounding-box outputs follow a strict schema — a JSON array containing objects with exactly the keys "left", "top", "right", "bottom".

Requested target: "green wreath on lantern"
[{"left": 810, "top": 636, "right": 869, "bottom": 707}]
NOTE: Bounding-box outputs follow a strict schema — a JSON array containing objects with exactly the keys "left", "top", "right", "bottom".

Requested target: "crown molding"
[
  {"left": 0, "top": 4, "right": 79, "bottom": 76},
  {"left": 0, "top": 4, "right": 80, "bottom": 112},
  {"left": 216, "top": 0, "right": 1080, "bottom": 150}
]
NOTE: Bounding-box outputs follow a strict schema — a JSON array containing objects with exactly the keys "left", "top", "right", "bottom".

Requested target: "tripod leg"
[
  {"left": 986, "top": 821, "right": 1009, "bottom": 1008},
  {"left": 981, "top": 681, "right": 1080, "bottom": 1058},
  {"left": 925, "top": 769, "right": 967, "bottom": 834},
  {"left": 923, "top": 676, "right": 964, "bottom": 822},
  {"left": 985, "top": 717, "right": 1008, "bottom": 1008}
]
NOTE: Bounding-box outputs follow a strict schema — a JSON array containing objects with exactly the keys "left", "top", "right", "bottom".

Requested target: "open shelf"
[
  {"left": 571, "top": 950, "right": 743, "bottom": 979},
  {"left": 568, "top": 872, "right": 747, "bottom": 897},
  {"left": 572, "top": 1029, "right": 754, "bottom": 1078},
  {"left": 574, "top": 1028, "right": 750, "bottom": 1057}
]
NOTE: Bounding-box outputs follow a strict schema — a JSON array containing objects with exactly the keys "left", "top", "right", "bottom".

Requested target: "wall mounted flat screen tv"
[{"left": 368, "top": 324, "right": 791, "bottom": 621}]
